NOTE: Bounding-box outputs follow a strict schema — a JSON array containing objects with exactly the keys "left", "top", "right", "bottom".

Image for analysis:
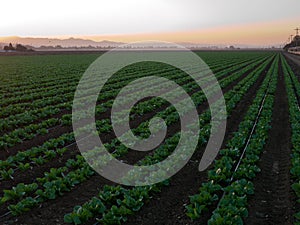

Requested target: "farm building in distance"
[{"left": 284, "top": 28, "right": 300, "bottom": 54}]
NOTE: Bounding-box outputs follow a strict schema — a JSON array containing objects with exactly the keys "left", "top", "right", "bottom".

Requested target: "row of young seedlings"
[
  {"left": 0, "top": 65, "right": 200, "bottom": 148},
  {"left": 75, "top": 56, "right": 266, "bottom": 137},
  {"left": 206, "top": 56, "right": 278, "bottom": 224},
  {"left": 0, "top": 55, "right": 275, "bottom": 220},
  {"left": 3, "top": 51, "right": 249, "bottom": 94},
  {"left": 0, "top": 52, "right": 262, "bottom": 98},
  {"left": 0, "top": 55, "right": 272, "bottom": 183},
  {"left": 185, "top": 54, "right": 278, "bottom": 224},
  {"left": 1, "top": 54, "right": 247, "bottom": 110},
  {"left": 0, "top": 54, "right": 98, "bottom": 92},
  {"left": 5, "top": 53, "right": 270, "bottom": 123},
  {"left": 0, "top": 57, "right": 257, "bottom": 151},
  {"left": 69, "top": 55, "right": 264, "bottom": 123},
  {"left": 61, "top": 56, "right": 276, "bottom": 225},
  {"left": 0, "top": 58, "right": 172, "bottom": 104},
  {"left": 6, "top": 57, "right": 227, "bottom": 129},
  {"left": 0, "top": 56, "right": 270, "bottom": 180},
  {"left": 0, "top": 65, "right": 184, "bottom": 132},
  {"left": 0, "top": 57, "right": 262, "bottom": 182},
  {"left": 281, "top": 55, "right": 300, "bottom": 224},
  {"left": 0, "top": 62, "right": 241, "bottom": 178}
]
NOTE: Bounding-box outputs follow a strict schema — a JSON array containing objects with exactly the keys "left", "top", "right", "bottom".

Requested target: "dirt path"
[
  {"left": 284, "top": 52, "right": 300, "bottom": 68},
  {"left": 245, "top": 57, "right": 293, "bottom": 225}
]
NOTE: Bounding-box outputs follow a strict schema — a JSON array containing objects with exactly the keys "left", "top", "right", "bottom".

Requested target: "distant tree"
[
  {"left": 15, "top": 44, "right": 28, "bottom": 51},
  {"left": 3, "top": 43, "right": 15, "bottom": 51},
  {"left": 3, "top": 43, "right": 34, "bottom": 52},
  {"left": 8, "top": 43, "right": 14, "bottom": 50}
]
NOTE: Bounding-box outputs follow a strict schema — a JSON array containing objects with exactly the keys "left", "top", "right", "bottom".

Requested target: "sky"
[{"left": 1, "top": 0, "right": 299, "bottom": 46}]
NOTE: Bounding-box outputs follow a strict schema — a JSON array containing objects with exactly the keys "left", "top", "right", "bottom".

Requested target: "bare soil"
[
  {"left": 1, "top": 55, "right": 284, "bottom": 225},
  {"left": 245, "top": 57, "right": 293, "bottom": 225}
]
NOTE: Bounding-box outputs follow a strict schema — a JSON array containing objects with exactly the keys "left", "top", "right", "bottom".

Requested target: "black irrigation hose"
[
  {"left": 76, "top": 57, "right": 277, "bottom": 225},
  {"left": 0, "top": 56, "right": 271, "bottom": 220},
  {"left": 0, "top": 58, "right": 266, "bottom": 180},
  {"left": 0, "top": 211, "right": 10, "bottom": 219},
  {"left": 216, "top": 66, "right": 275, "bottom": 208}
]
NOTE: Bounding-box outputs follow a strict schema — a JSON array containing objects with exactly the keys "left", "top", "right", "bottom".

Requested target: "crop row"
[
  {"left": 0, "top": 52, "right": 269, "bottom": 92},
  {"left": 0, "top": 55, "right": 251, "bottom": 120},
  {"left": 0, "top": 54, "right": 99, "bottom": 91},
  {"left": 0, "top": 53, "right": 255, "bottom": 105},
  {"left": 281, "top": 55, "right": 300, "bottom": 223},
  {"left": 6, "top": 53, "right": 262, "bottom": 112},
  {"left": 186, "top": 54, "right": 278, "bottom": 224},
  {"left": 0, "top": 56, "right": 273, "bottom": 179},
  {"left": 0, "top": 56, "right": 267, "bottom": 150},
  {"left": 73, "top": 56, "right": 266, "bottom": 130},
  {"left": 0, "top": 55, "right": 275, "bottom": 219},
  {"left": 206, "top": 58, "right": 277, "bottom": 224},
  {"left": 60, "top": 55, "right": 276, "bottom": 224}
]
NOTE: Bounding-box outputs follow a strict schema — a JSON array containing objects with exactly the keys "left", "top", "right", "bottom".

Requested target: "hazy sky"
[{"left": 1, "top": 0, "right": 299, "bottom": 45}]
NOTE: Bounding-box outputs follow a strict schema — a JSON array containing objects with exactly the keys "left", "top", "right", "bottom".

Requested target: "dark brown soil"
[
  {"left": 122, "top": 55, "right": 274, "bottom": 225},
  {"left": 0, "top": 55, "right": 273, "bottom": 225},
  {"left": 122, "top": 57, "right": 267, "bottom": 165},
  {"left": 1, "top": 55, "right": 262, "bottom": 163},
  {"left": 284, "top": 52, "right": 300, "bottom": 218},
  {"left": 0, "top": 58, "right": 263, "bottom": 197},
  {"left": 1, "top": 56, "right": 253, "bottom": 160},
  {"left": 245, "top": 57, "right": 293, "bottom": 225},
  {"left": 0, "top": 123, "right": 72, "bottom": 161}
]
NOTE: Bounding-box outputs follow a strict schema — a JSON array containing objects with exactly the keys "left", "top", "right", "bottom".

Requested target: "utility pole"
[
  {"left": 295, "top": 28, "right": 300, "bottom": 47},
  {"left": 290, "top": 35, "right": 293, "bottom": 43}
]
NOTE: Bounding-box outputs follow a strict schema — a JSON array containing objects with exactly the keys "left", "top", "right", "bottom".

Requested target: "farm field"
[{"left": 1, "top": 51, "right": 300, "bottom": 225}]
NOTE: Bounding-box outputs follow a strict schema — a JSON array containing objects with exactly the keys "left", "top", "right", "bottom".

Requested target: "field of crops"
[{"left": 1, "top": 51, "right": 300, "bottom": 225}]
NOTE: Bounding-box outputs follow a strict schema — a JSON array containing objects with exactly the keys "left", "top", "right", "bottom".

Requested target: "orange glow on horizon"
[{"left": 4, "top": 17, "right": 299, "bottom": 47}]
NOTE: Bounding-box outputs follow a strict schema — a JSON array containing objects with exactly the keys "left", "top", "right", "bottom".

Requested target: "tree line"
[{"left": 3, "top": 43, "right": 34, "bottom": 52}]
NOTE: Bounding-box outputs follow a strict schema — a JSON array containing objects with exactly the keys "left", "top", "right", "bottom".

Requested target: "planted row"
[
  {"left": 281, "top": 55, "right": 300, "bottom": 223},
  {"left": 0, "top": 56, "right": 266, "bottom": 151},
  {"left": 0, "top": 55, "right": 274, "bottom": 218},
  {"left": 186, "top": 54, "right": 278, "bottom": 223},
  {"left": 61, "top": 55, "right": 276, "bottom": 225}
]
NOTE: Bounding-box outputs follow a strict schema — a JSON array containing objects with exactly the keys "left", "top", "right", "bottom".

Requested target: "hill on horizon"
[{"left": 0, "top": 36, "right": 125, "bottom": 48}]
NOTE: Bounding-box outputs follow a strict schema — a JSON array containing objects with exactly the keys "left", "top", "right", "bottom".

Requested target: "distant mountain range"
[
  {"left": 0, "top": 36, "right": 124, "bottom": 48},
  {"left": 0, "top": 36, "right": 281, "bottom": 49}
]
